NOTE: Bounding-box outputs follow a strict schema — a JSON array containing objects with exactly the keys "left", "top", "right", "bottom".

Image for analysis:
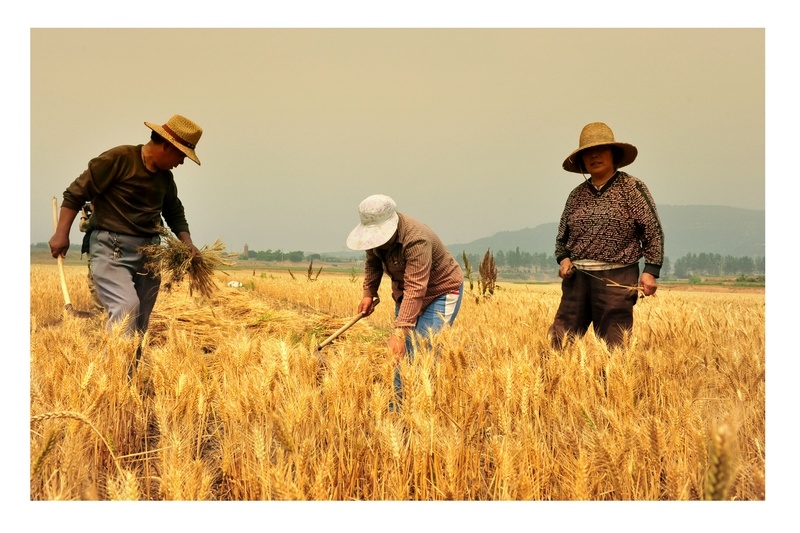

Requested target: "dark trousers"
[{"left": 548, "top": 263, "right": 640, "bottom": 349}]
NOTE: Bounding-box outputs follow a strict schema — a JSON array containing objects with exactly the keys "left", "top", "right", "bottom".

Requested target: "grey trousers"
[
  {"left": 548, "top": 263, "right": 640, "bottom": 349},
  {"left": 86, "top": 257, "right": 106, "bottom": 313},
  {"left": 89, "top": 230, "right": 161, "bottom": 338}
]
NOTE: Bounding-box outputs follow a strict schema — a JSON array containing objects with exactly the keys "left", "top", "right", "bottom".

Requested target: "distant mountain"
[
  {"left": 656, "top": 205, "right": 764, "bottom": 259},
  {"left": 449, "top": 223, "right": 558, "bottom": 258},
  {"left": 448, "top": 205, "right": 765, "bottom": 260}
]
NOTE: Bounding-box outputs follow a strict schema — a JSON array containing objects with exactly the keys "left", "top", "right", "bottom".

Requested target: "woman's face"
[{"left": 580, "top": 146, "right": 615, "bottom": 178}]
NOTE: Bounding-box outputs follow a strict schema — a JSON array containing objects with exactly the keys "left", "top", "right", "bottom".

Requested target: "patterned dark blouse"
[{"left": 554, "top": 171, "right": 664, "bottom": 278}]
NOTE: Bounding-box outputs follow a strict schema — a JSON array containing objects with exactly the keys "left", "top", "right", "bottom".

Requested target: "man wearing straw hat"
[
  {"left": 548, "top": 122, "right": 664, "bottom": 349},
  {"left": 347, "top": 194, "right": 464, "bottom": 409},
  {"left": 49, "top": 114, "right": 204, "bottom": 368}
]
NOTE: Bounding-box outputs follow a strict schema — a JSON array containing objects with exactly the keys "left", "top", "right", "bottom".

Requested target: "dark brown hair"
[{"left": 150, "top": 130, "right": 167, "bottom": 144}]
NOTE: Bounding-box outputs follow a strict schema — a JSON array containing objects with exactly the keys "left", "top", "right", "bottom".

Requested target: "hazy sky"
[{"left": 28, "top": 26, "right": 764, "bottom": 255}]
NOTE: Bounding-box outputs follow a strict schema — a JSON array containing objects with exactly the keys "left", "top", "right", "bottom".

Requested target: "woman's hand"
[
  {"left": 558, "top": 258, "right": 575, "bottom": 279},
  {"left": 640, "top": 272, "right": 658, "bottom": 296}
]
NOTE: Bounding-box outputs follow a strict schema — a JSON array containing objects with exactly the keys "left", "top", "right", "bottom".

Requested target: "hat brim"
[
  {"left": 144, "top": 121, "right": 201, "bottom": 165},
  {"left": 346, "top": 212, "right": 399, "bottom": 251},
  {"left": 562, "top": 142, "right": 637, "bottom": 173}
]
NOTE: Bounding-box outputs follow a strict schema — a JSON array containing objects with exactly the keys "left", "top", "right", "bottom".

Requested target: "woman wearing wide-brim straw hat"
[{"left": 548, "top": 122, "right": 665, "bottom": 349}]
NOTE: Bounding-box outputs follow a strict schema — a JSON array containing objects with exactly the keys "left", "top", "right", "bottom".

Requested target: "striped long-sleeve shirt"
[
  {"left": 554, "top": 171, "right": 664, "bottom": 278},
  {"left": 362, "top": 213, "right": 464, "bottom": 328}
]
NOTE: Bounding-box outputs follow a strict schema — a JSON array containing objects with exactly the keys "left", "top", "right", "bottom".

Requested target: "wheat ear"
[
  {"left": 704, "top": 424, "right": 734, "bottom": 500},
  {"left": 31, "top": 410, "right": 125, "bottom": 476}
]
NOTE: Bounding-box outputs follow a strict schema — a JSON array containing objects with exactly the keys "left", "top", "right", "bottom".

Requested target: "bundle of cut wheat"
[{"left": 139, "top": 227, "right": 233, "bottom": 298}]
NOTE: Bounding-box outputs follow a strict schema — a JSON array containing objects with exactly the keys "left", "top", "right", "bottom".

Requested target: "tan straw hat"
[
  {"left": 562, "top": 122, "right": 637, "bottom": 173},
  {"left": 346, "top": 194, "right": 400, "bottom": 251},
  {"left": 144, "top": 114, "right": 203, "bottom": 165}
]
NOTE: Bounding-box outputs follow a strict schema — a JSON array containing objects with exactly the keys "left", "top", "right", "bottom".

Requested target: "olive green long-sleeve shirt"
[{"left": 61, "top": 144, "right": 190, "bottom": 237}]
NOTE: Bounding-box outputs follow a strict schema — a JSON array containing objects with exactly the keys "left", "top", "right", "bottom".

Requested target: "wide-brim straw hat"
[
  {"left": 562, "top": 122, "right": 637, "bottom": 173},
  {"left": 144, "top": 114, "right": 203, "bottom": 165},
  {"left": 346, "top": 194, "right": 400, "bottom": 251}
]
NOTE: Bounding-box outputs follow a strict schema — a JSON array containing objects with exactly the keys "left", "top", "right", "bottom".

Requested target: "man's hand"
[
  {"left": 49, "top": 234, "right": 71, "bottom": 258},
  {"left": 189, "top": 244, "right": 201, "bottom": 263},
  {"left": 50, "top": 206, "right": 79, "bottom": 258},
  {"left": 177, "top": 231, "right": 201, "bottom": 263}
]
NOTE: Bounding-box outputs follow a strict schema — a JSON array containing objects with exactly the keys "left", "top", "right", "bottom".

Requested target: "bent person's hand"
[
  {"left": 358, "top": 296, "right": 376, "bottom": 316},
  {"left": 387, "top": 334, "right": 405, "bottom": 364}
]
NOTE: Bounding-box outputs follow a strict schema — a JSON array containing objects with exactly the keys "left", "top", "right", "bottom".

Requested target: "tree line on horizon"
[
  {"left": 31, "top": 242, "right": 766, "bottom": 280},
  {"left": 457, "top": 248, "right": 765, "bottom": 281},
  {"left": 233, "top": 245, "right": 765, "bottom": 281}
]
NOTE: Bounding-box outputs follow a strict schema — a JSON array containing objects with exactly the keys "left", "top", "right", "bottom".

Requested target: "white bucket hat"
[{"left": 346, "top": 194, "right": 400, "bottom": 251}]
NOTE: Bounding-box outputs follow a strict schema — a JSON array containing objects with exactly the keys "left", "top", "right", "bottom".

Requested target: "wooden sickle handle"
[
  {"left": 316, "top": 312, "right": 364, "bottom": 350},
  {"left": 52, "top": 196, "right": 72, "bottom": 307}
]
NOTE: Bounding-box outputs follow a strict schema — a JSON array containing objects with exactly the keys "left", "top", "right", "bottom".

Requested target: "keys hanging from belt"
[{"left": 110, "top": 233, "right": 122, "bottom": 259}]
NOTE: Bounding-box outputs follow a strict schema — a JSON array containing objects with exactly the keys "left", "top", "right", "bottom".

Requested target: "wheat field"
[{"left": 29, "top": 262, "right": 765, "bottom": 502}]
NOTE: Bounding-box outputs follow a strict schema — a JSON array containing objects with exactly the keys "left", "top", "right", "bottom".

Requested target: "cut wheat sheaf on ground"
[{"left": 29, "top": 261, "right": 765, "bottom": 501}]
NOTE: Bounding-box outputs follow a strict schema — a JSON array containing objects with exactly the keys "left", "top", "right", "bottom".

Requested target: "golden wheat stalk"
[
  {"left": 28, "top": 262, "right": 765, "bottom": 501},
  {"left": 31, "top": 410, "right": 125, "bottom": 477},
  {"left": 31, "top": 429, "right": 60, "bottom": 477},
  {"left": 578, "top": 269, "right": 646, "bottom": 298},
  {"left": 704, "top": 424, "right": 735, "bottom": 500},
  {"left": 603, "top": 278, "right": 645, "bottom": 298}
]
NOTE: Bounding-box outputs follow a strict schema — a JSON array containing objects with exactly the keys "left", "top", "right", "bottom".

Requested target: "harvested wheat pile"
[{"left": 147, "top": 286, "right": 374, "bottom": 351}]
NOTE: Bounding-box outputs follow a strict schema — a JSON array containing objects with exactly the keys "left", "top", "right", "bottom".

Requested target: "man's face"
[{"left": 156, "top": 143, "right": 187, "bottom": 170}]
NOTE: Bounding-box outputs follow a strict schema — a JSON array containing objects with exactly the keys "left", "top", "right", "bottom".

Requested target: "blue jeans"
[
  {"left": 90, "top": 230, "right": 161, "bottom": 339},
  {"left": 393, "top": 284, "right": 464, "bottom": 402}
]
